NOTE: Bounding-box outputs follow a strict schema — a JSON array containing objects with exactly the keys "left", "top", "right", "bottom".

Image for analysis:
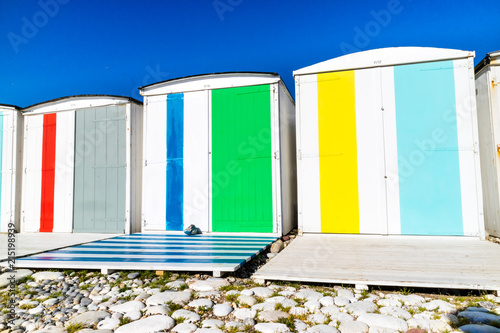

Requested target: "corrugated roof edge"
[
  {"left": 22, "top": 94, "right": 142, "bottom": 112},
  {"left": 475, "top": 51, "right": 500, "bottom": 74},
  {"left": 139, "top": 71, "right": 280, "bottom": 90},
  {"left": 0, "top": 103, "right": 20, "bottom": 110}
]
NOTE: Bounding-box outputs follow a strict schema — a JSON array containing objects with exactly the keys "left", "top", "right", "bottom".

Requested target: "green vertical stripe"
[{"left": 211, "top": 85, "right": 273, "bottom": 233}]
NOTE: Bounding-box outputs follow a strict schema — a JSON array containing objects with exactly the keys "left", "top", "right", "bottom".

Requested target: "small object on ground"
[{"left": 184, "top": 224, "right": 201, "bottom": 235}]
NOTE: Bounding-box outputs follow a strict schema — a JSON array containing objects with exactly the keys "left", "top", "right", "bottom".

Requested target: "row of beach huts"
[{"left": 1, "top": 47, "right": 499, "bottom": 240}]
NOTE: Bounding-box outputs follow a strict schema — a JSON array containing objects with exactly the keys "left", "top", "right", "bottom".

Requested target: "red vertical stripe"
[{"left": 40, "top": 113, "right": 57, "bottom": 232}]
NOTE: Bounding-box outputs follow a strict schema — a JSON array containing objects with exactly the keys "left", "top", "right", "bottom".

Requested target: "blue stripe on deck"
[
  {"left": 15, "top": 233, "right": 277, "bottom": 272},
  {"left": 166, "top": 94, "right": 184, "bottom": 231}
]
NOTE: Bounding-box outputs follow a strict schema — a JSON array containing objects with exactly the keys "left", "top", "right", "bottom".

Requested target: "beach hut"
[
  {"left": 0, "top": 104, "right": 23, "bottom": 233},
  {"left": 139, "top": 72, "right": 296, "bottom": 235},
  {"left": 294, "top": 47, "right": 484, "bottom": 236},
  {"left": 21, "top": 95, "right": 143, "bottom": 234},
  {"left": 476, "top": 51, "right": 500, "bottom": 238}
]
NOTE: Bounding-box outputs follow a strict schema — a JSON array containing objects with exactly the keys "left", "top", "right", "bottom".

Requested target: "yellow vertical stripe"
[{"left": 318, "top": 71, "right": 359, "bottom": 233}]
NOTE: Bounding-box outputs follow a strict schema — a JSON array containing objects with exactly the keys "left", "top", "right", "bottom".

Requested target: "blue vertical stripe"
[
  {"left": 394, "top": 60, "right": 463, "bottom": 236},
  {"left": 166, "top": 94, "right": 184, "bottom": 231}
]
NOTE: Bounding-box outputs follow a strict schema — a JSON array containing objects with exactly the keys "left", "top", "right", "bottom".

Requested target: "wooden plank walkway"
[
  {"left": 253, "top": 235, "right": 500, "bottom": 293},
  {"left": 9, "top": 233, "right": 276, "bottom": 277}
]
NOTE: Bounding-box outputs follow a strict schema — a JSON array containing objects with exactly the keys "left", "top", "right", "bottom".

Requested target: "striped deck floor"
[{"left": 13, "top": 233, "right": 277, "bottom": 276}]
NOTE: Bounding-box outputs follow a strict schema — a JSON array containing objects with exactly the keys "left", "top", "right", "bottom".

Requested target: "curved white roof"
[{"left": 294, "top": 47, "right": 474, "bottom": 76}]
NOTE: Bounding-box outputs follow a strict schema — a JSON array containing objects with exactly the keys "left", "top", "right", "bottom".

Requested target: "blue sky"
[{"left": 1, "top": 0, "right": 499, "bottom": 107}]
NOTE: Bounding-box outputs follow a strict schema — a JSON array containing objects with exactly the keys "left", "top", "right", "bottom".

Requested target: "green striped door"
[
  {"left": 73, "top": 105, "right": 127, "bottom": 233},
  {"left": 211, "top": 84, "right": 273, "bottom": 233}
]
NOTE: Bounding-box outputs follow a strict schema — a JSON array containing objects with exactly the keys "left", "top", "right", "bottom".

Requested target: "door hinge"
[
  {"left": 143, "top": 220, "right": 147, "bottom": 227},
  {"left": 298, "top": 150, "right": 302, "bottom": 160},
  {"left": 144, "top": 160, "right": 147, "bottom": 167}
]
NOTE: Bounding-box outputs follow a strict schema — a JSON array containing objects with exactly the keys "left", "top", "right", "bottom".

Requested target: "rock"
[
  {"left": 307, "top": 324, "right": 339, "bottom": 332},
  {"left": 233, "top": 308, "right": 257, "bottom": 320},
  {"left": 194, "top": 329, "right": 224, "bottom": 333},
  {"left": 225, "top": 290, "right": 240, "bottom": 296},
  {"left": 305, "top": 300, "right": 322, "bottom": 312},
  {"left": 338, "top": 321, "right": 369, "bottom": 333},
  {"left": 336, "top": 289, "right": 355, "bottom": 301},
  {"left": 254, "top": 323, "right": 291, "bottom": 333},
  {"left": 440, "top": 313, "right": 459, "bottom": 325},
  {"left": 458, "top": 324, "right": 500, "bottom": 333},
  {"left": 241, "top": 289, "right": 255, "bottom": 296},
  {"left": 124, "top": 310, "right": 142, "bottom": 321},
  {"left": 279, "top": 290, "right": 296, "bottom": 297},
  {"left": 0, "top": 269, "right": 33, "bottom": 287},
  {"left": 429, "top": 319, "right": 452, "bottom": 332},
  {"left": 196, "top": 291, "right": 221, "bottom": 297},
  {"left": 127, "top": 273, "right": 140, "bottom": 279},
  {"left": 225, "top": 321, "right": 243, "bottom": 330},
  {"left": 258, "top": 310, "right": 289, "bottom": 322},
  {"left": 43, "top": 298, "right": 59, "bottom": 306},
  {"left": 266, "top": 296, "right": 297, "bottom": 308},
  {"left": 171, "top": 310, "right": 201, "bottom": 323},
  {"left": 334, "top": 297, "right": 350, "bottom": 306},
  {"left": 32, "top": 272, "right": 64, "bottom": 282},
  {"left": 109, "top": 301, "right": 145, "bottom": 313},
  {"left": 296, "top": 289, "right": 324, "bottom": 301},
  {"left": 357, "top": 314, "right": 408, "bottom": 332},
  {"left": 270, "top": 240, "right": 284, "bottom": 253},
  {"left": 345, "top": 301, "right": 377, "bottom": 316},
  {"left": 251, "top": 287, "right": 274, "bottom": 298},
  {"left": 377, "top": 299, "right": 402, "bottom": 307},
  {"left": 66, "top": 311, "right": 111, "bottom": 326},
  {"left": 319, "top": 296, "right": 335, "bottom": 307},
  {"left": 328, "top": 312, "right": 354, "bottom": 324},
  {"left": 422, "top": 300, "right": 456, "bottom": 313},
  {"left": 172, "top": 323, "right": 197, "bottom": 333},
  {"left": 267, "top": 253, "right": 278, "bottom": 259},
  {"left": 97, "top": 317, "right": 120, "bottom": 330},
  {"left": 188, "top": 278, "right": 229, "bottom": 291},
  {"left": 458, "top": 311, "right": 500, "bottom": 325},
  {"left": 145, "top": 291, "right": 192, "bottom": 305},
  {"left": 36, "top": 328, "right": 67, "bottom": 333},
  {"left": 385, "top": 294, "right": 424, "bottom": 306},
  {"left": 379, "top": 306, "right": 412, "bottom": 320},
  {"left": 114, "top": 315, "right": 175, "bottom": 333},
  {"left": 252, "top": 302, "right": 276, "bottom": 311},
  {"left": 238, "top": 295, "right": 257, "bottom": 306},
  {"left": 201, "top": 319, "right": 225, "bottom": 328},
  {"left": 320, "top": 306, "right": 340, "bottom": 316},
  {"left": 290, "top": 307, "right": 309, "bottom": 316},
  {"left": 80, "top": 297, "right": 92, "bottom": 307},
  {"left": 145, "top": 305, "right": 170, "bottom": 315},
  {"left": 308, "top": 313, "right": 328, "bottom": 324},
  {"left": 166, "top": 280, "right": 187, "bottom": 290},
  {"left": 294, "top": 320, "right": 308, "bottom": 331},
  {"left": 213, "top": 304, "right": 233, "bottom": 316},
  {"left": 28, "top": 307, "right": 44, "bottom": 315},
  {"left": 405, "top": 329, "right": 427, "bottom": 333},
  {"left": 188, "top": 299, "right": 213, "bottom": 309},
  {"left": 407, "top": 318, "right": 431, "bottom": 330}
]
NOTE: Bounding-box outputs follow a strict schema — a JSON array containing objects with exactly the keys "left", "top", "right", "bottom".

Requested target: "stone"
[
  {"left": 440, "top": 313, "right": 459, "bottom": 325},
  {"left": 251, "top": 287, "right": 274, "bottom": 298},
  {"left": 32, "top": 272, "right": 64, "bottom": 282},
  {"left": 266, "top": 296, "right": 297, "bottom": 308},
  {"left": 43, "top": 298, "right": 59, "bottom": 306},
  {"left": 196, "top": 291, "right": 221, "bottom": 297},
  {"left": 134, "top": 292, "right": 151, "bottom": 302},
  {"left": 195, "top": 329, "right": 224, "bottom": 333},
  {"left": 213, "top": 304, "right": 233, "bottom": 316},
  {"left": 233, "top": 308, "right": 257, "bottom": 320},
  {"left": 305, "top": 300, "right": 322, "bottom": 312},
  {"left": 254, "top": 323, "right": 291, "bottom": 333},
  {"left": 376, "top": 299, "right": 402, "bottom": 307},
  {"left": 290, "top": 306, "right": 309, "bottom": 316},
  {"left": 145, "top": 305, "right": 170, "bottom": 315},
  {"left": 124, "top": 310, "right": 142, "bottom": 321},
  {"left": 429, "top": 319, "right": 452, "bottom": 332},
  {"left": 225, "top": 290, "right": 240, "bottom": 296},
  {"left": 328, "top": 312, "right": 354, "bottom": 323},
  {"left": 172, "top": 323, "right": 197, "bottom": 333},
  {"left": 338, "top": 321, "right": 369, "bottom": 333},
  {"left": 405, "top": 329, "right": 427, "bottom": 333},
  {"left": 336, "top": 289, "right": 355, "bottom": 301},
  {"left": 386, "top": 294, "right": 424, "bottom": 306},
  {"left": 379, "top": 306, "right": 412, "bottom": 320},
  {"left": 166, "top": 280, "right": 187, "bottom": 290},
  {"left": 66, "top": 311, "right": 111, "bottom": 326},
  {"left": 171, "top": 310, "right": 201, "bottom": 323},
  {"left": 188, "top": 278, "right": 229, "bottom": 291},
  {"left": 294, "top": 320, "right": 308, "bottom": 331},
  {"left": 80, "top": 297, "right": 92, "bottom": 307},
  {"left": 270, "top": 240, "right": 284, "bottom": 253},
  {"left": 0, "top": 269, "right": 33, "bottom": 287},
  {"left": 279, "top": 290, "right": 296, "bottom": 297},
  {"left": 238, "top": 295, "right": 257, "bottom": 306},
  {"left": 188, "top": 299, "right": 214, "bottom": 309},
  {"left": 241, "top": 289, "right": 255, "bottom": 296},
  {"left": 114, "top": 315, "right": 175, "bottom": 333},
  {"left": 407, "top": 318, "right": 431, "bottom": 331},
  {"left": 127, "top": 273, "right": 140, "bottom": 279},
  {"left": 36, "top": 328, "right": 67, "bottom": 333},
  {"left": 320, "top": 306, "right": 340, "bottom": 316},
  {"left": 422, "top": 300, "right": 456, "bottom": 313},
  {"left": 307, "top": 324, "right": 339, "bottom": 332},
  {"left": 307, "top": 313, "right": 328, "bottom": 324},
  {"left": 28, "top": 307, "right": 44, "bottom": 315},
  {"left": 201, "top": 319, "right": 225, "bottom": 328},
  {"left": 357, "top": 314, "right": 408, "bottom": 332},
  {"left": 368, "top": 326, "right": 398, "bottom": 333},
  {"left": 145, "top": 291, "right": 192, "bottom": 305},
  {"left": 97, "top": 317, "right": 120, "bottom": 330},
  {"left": 296, "top": 289, "right": 324, "bottom": 301},
  {"left": 258, "top": 310, "right": 289, "bottom": 322},
  {"left": 345, "top": 301, "right": 377, "bottom": 316},
  {"left": 319, "top": 296, "right": 335, "bottom": 307},
  {"left": 458, "top": 311, "right": 500, "bottom": 325},
  {"left": 225, "top": 321, "right": 243, "bottom": 330},
  {"left": 334, "top": 297, "right": 350, "bottom": 306},
  {"left": 457, "top": 324, "right": 500, "bottom": 332},
  {"left": 267, "top": 253, "right": 278, "bottom": 259},
  {"left": 252, "top": 302, "right": 276, "bottom": 311},
  {"left": 109, "top": 300, "right": 145, "bottom": 313}
]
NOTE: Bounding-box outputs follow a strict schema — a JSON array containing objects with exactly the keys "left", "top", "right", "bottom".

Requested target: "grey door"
[{"left": 73, "top": 105, "right": 127, "bottom": 233}]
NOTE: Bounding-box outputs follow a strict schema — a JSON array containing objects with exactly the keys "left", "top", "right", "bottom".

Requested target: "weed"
[
  {"left": 407, "top": 308, "right": 416, "bottom": 315},
  {"left": 197, "top": 306, "right": 210, "bottom": 316},
  {"left": 119, "top": 317, "right": 132, "bottom": 326},
  {"left": 19, "top": 304, "right": 36, "bottom": 310},
  {"left": 226, "top": 293, "right": 238, "bottom": 302},
  {"left": 417, "top": 306, "right": 426, "bottom": 313},
  {"left": 119, "top": 286, "right": 131, "bottom": 293},
  {"left": 275, "top": 303, "right": 291, "bottom": 312},
  {"left": 175, "top": 316, "right": 187, "bottom": 324},
  {"left": 17, "top": 276, "right": 35, "bottom": 284},
  {"left": 119, "top": 294, "right": 134, "bottom": 302},
  {"left": 450, "top": 316, "right": 470, "bottom": 329},
  {"left": 242, "top": 324, "right": 254, "bottom": 332},
  {"left": 491, "top": 321, "right": 500, "bottom": 329},
  {"left": 359, "top": 289, "right": 370, "bottom": 300},
  {"left": 220, "top": 285, "right": 244, "bottom": 292},
  {"left": 225, "top": 326, "right": 239, "bottom": 333},
  {"left": 277, "top": 315, "right": 295, "bottom": 331},
  {"left": 66, "top": 322, "right": 85, "bottom": 333},
  {"left": 270, "top": 291, "right": 281, "bottom": 297},
  {"left": 432, "top": 312, "right": 441, "bottom": 320},
  {"left": 293, "top": 297, "right": 306, "bottom": 305},
  {"left": 254, "top": 296, "right": 265, "bottom": 304},
  {"left": 167, "top": 302, "right": 183, "bottom": 312},
  {"left": 179, "top": 284, "right": 188, "bottom": 291},
  {"left": 51, "top": 291, "right": 63, "bottom": 298},
  {"left": 399, "top": 287, "right": 414, "bottom": 295}
]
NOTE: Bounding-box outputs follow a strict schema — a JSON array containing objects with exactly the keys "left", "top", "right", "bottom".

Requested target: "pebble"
[
  {"left": 0, "top": 269, "right": 33, "bottom": 287},
  {"left": 458, "top": 324, "right": 500, "bottom": 332},
  {"left": 458, "top": 310, "right": 500, "bottom": 325},
  {"left": 296, "top": 289, "right": 324, "bottom": 301},
  {"left": 345, "top": 300, "right": 377, "bottom": 316},
  {"left": 65, "top": 311, "right": 111, "bottom": 326},
  {"left": 339, "top": 321, "right": 369, "bottom": 333},
  {"left": 171, "top": 309, "right": 201, "bottom": 323},
  {"left": 238, "top": 294, "right": 257, "bottom": 306},
  {"left": 233, "top": 308, "right": 257, "bottom": 320},
  {"left": 357, "top": 313, "right": 408, "bottom": 332},
  {"left": 188, "top": 278, "right": 229, "bottom": 291},
  {"left": 32, "top": 272, "right": 64, "bottom": 282},
  {"left": 145, "top": 291, "right": 192, "bottom": 305},
  {"left": 172, "top": 323, "right": 197, "bottom": 333},
  {"left": 307, "top": 324, "right": 339, "bottom": 332},
  {"left": 251, "top": 287, "right": 274, "bottom": 297},
  {"left": 109, "top": 301, "right": 145, "bottom": 313},
  {"left": 258, "top": 310, "right": 289, "bottom": 322},
  {"left": 334, "top": 296, "right": 350, "bottom": 306},
  {"left": 212, "top": 304, "right": 233, "bottom": 316},
  {"left": 114, "top": 315, "right": 175, "bottom": 333},
  {"left": 188, "top": 299, "right": 214, "bottom": 309},
  {"left": 254, "top": 322, "right": 291, "bottom": 333},
  {"left": 201, "top": 319, "right": 225, "bottom": 328}
]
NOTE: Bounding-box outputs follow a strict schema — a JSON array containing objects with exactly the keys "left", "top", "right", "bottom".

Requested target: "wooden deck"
[
  {"left": 253, "top": 235, "right": 500, "bottom": 293},
  {"left": 8, "top": 234, "right": 276, "bottom": 277}
]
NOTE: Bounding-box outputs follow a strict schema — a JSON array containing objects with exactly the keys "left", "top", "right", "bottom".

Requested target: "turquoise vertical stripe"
[
  {"left": 166, "top": 94, "right": 184, "bottom": 231},
  {"left": 394, "top": 60, "right": 463, "bottom": 235},
  {"left": 0, "top": 114, "right": 3, "bottom": 229}
]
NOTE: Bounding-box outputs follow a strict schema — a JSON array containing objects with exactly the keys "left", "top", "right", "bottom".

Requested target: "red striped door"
[{"left": 39, "top": 113, "right": 57, "bottom": 232}]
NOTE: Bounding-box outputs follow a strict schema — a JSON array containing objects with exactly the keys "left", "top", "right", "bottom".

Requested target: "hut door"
[
  {"left": 211, "top": 85, "right": 274, "bottom": 233},
  {"left": 73, "top": 105, "right": 127, "bottom": 233},
  {"left": 0, "top": 113, "right": 14, "bottom": 232}
]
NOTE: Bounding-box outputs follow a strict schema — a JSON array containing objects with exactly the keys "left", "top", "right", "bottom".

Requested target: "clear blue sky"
[{"left": 1, "top": 0, "right": 499, "bottom": 107}]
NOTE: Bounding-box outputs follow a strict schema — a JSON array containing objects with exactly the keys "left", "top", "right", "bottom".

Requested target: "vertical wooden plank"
[
  {"left": 317, "top": 71, "right": 359, "bottom": 234},
  {"left": 0, "top": 114, "right": 4, "bottom": 229},
  {"left": 39, "top": 113, "right": 57, "bottom": 232}
]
